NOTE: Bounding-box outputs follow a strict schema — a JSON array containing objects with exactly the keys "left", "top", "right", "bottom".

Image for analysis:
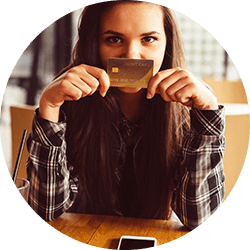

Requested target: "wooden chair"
[
  {"left": 223, "top": 112, "right": 249, "bottom": 198},
  {"left": 204, "top": 77, "right": 250, "bottom": 199},
  {"left": 10, "top": 105, "right": 37, "bottom": 179},
  {"left": 203, "top": 77, "right": 248, "bottom": 104}
]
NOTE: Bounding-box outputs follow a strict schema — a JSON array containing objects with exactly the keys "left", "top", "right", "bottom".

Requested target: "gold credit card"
[{"left": 107, "top": 58, "right": 154, "bottom": 88}]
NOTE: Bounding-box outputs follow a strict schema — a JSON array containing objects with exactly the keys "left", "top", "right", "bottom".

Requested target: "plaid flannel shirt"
[{"left": 26, "top": 106, "right": 225, "bottom": 230}]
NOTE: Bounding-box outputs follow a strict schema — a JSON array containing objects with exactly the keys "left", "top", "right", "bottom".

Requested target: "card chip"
[{"left": 112, "top": 67, "right": 119, "bottom": 73}]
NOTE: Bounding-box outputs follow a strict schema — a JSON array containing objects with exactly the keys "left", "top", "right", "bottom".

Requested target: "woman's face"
[{"left": 99, "top": 2, "right": 167, "bottom": 94}]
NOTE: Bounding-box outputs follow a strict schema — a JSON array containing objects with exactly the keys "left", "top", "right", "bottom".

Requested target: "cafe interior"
[{"left": 1, "top": 7, "right": 249, "bottom": 249}]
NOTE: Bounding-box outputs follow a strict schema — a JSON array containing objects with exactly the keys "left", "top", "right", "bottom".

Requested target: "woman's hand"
[
  {"left": 39, "top": 64, "right": 110, "bottom": 122},
  {"left": 147, "top": 67, "right": 218, "bottom": 110}
]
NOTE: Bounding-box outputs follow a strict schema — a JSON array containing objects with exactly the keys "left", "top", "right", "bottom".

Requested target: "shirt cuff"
[
  {"left": 190, "top": 105, "right": 225, "bottom": 136},
  {"left": 32, "top": 108, "right": 67, "bottom": 146}
]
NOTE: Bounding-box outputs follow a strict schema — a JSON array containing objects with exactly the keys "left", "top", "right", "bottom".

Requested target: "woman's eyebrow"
[
  {"left": 102, "top": 30, "right": 124, "bottom": 36},
  {"left": 102, "top": 30, "right": 161, "bottom": 36},
  {"left": 140, "top": 31, "right": 161, "bottom": 36}
]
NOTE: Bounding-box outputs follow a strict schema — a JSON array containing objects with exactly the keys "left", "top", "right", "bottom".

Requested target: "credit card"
[{"left": 107, "top": 58, "right": 154, "bottom": 88}]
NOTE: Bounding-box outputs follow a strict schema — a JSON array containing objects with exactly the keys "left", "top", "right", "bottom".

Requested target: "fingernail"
[
  {"left": 101, "top": 91, "right": 107, "bottom": 97},
  {"left": 146, "top": 92, "right": 152, "bottom": 99}
]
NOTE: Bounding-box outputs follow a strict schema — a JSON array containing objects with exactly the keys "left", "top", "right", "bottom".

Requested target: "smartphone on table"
[{"left": 117, "top": 235, "right": 157, "bottom": 250}]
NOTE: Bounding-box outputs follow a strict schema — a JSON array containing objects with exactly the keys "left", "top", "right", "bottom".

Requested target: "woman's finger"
[
  {"left": 57, "top": 67, "right": 94, "bottom": 99},
  {"left": 147, "top": 67, "right": 182, "bottom": 99},
  {"left": 82, "top": 65, "right": 110, "bottom": 97}
]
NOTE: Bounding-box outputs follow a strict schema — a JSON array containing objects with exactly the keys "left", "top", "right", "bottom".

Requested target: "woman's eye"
[
  {"left": 141, "top": 36, "right": 157, "bottom": 43},
  {"left": 106, "top": 36, "right": 123, "bottom": 44}
]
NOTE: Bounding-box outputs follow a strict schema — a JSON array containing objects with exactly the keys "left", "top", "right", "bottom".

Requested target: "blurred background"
[{"left": 0, "top": 7, "right": 248, "bottom": 199}]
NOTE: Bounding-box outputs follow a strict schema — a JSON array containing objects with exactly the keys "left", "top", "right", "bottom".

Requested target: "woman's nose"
[{"left": 121, "top": 41, "right": 141, "bottom": 59}]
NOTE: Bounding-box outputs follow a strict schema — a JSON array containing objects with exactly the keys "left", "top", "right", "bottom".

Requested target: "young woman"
[{"left": 27, "top": 0, "right": 225, "bottom": 230}]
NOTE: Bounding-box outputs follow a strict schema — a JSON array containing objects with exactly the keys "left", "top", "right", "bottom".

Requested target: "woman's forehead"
[{"left": 100, "top": 2, "right": 164, "bottom": 34}]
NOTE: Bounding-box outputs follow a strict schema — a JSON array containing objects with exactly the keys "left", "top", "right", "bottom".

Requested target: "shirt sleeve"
[
  {"left": 26, "top": 108, "right": 78, "bottom": 221},
  {"left": 171, "top": 106, "right": 226, "bottom": 230}
]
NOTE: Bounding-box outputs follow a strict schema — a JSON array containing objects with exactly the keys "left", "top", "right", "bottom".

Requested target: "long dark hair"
[{"left": 61, "top": 0, "right": 190, "bottom": 219}]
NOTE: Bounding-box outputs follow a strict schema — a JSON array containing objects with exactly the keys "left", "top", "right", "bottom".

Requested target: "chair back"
[
  {"left": 10, "top": 105, "right": 37, "bottom": 179},
  {"left": 204, "top": 77, "right": 248, "bottom": 104}
]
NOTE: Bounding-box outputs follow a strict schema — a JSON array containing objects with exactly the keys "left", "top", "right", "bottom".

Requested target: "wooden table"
[{"left": 48, "top": 213, "right": 189, "bottom": 248}]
